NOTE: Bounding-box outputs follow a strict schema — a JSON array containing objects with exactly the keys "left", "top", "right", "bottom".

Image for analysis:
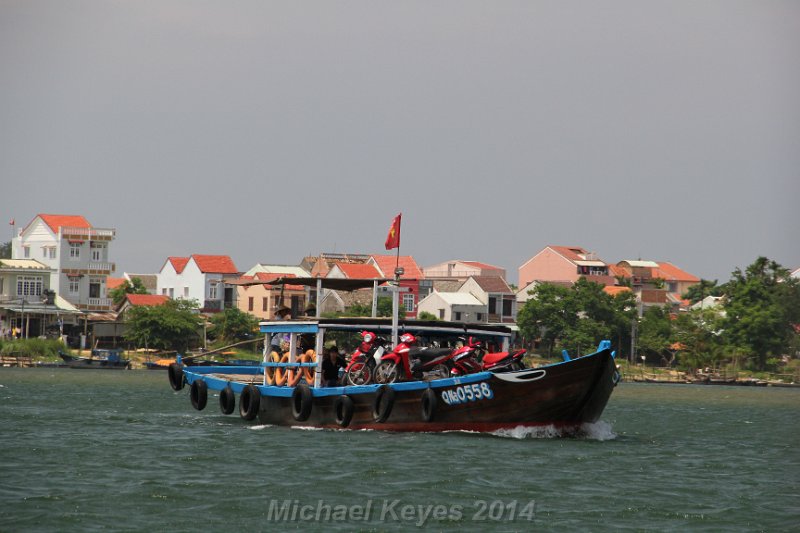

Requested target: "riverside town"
[{"left": 1, "top": 213, "right": 797, "bottom": 389}]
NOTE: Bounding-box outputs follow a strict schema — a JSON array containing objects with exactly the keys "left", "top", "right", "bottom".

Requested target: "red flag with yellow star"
[{"left": 384, "top": 213, "right": 401, "bottom": 250}]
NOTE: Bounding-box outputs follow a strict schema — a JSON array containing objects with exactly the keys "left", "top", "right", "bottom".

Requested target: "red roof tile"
[
  {"left": 370, "top": 255, "right": 424, "bottom": 279},
  {"left": 168, "top": 257, "right": 190, "bottom": 274},
  {"left": 106, "top": 277, "right": 127, "bottom": 290},
  {"left": 460, "top": 261, "right": 504, "bottom": 271},
  {"left": 37, "top": 214, "right": 91, "bottom": 233},
  {"left": 549, "top": 245, "right": 590, "bottom": 262},
  {"left": 192, "top": 255, "right": 238, "bottom": 274},
  {"left": 470, "top": 276, "right": 513, "bottom": 293},
  {"left": 603, "top": 286, "right": 632, "bottom": 296},
  {"left": 654, "top": 262, "right": 700, "bottom": 283},
  {"left": 332, "top": 262, "right": 381, "bottom": 279},
  {"left": 126, "top": 294, "right": 169, "bottom": 307}
]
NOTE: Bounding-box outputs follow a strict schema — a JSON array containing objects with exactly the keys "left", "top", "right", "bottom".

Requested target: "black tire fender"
[
  {"left": 372, "top": 385, "right": 395, "bottom": 423},
  {"left": 219, "top": 385, "right": 235, "bottom": 415},
  {"left": 168, "top": 363, "right": 185, "bottom": 391},
  {"left": 291, "top": 384, "right": 313, "bottom": 422},
  {"left": 190, "top": 379, "right": 208, "bottom": 411},
  {"left": 421, "top": 387, "right": 437, "bottom": 422},
  {"left": 334, "top": 395, "right": 354, "bottom": 427},
  {"left": 239, "top": 384, "right": 261, "bottom": 421}
]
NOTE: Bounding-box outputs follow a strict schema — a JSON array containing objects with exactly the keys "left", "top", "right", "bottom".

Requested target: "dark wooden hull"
[{"left": 183, "top": 348, "right": 618, "bottom": 433}]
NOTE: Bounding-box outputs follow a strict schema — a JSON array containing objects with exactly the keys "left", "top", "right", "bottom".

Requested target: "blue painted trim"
[
  {"left": 260, "top": 362, "right": 318, "bottom": 368},
  {"left": 182, "top": 368, "right": 494, "bottom": 397},
  {"left": 259, "top": 323, "right": 319, "bottom": 334}
]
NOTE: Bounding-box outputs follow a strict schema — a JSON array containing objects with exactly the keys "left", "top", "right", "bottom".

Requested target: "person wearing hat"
[
  {"left": 321, "top": 345, "right": 346, "bottom": 387},
  {"left": 270, "top": 305, "right": 292, "bottom": 353}
]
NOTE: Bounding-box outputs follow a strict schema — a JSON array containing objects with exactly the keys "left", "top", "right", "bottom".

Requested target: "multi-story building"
[{"left": 12, "top": 214, "right": 116, "bottom": 312}]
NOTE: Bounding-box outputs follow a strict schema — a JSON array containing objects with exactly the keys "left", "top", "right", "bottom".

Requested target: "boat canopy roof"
[
  {"left": 226, "top": 276, "right": 391, "bottom": 291},
  {"left": 259, "top": 317, "right": 514, "bottom": 339}
]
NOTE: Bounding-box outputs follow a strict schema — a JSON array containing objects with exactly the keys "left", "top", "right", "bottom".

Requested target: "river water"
[{"left": 0, "top": 368, "right": 797, "bottom": 532}]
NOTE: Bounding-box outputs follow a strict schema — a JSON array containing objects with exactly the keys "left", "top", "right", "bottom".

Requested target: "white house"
[
  {"left": 12, "top": 214, "right": 116, "bottom": 312},
  {"left": 459, "top": 276, "right": 517, "bottom": 323},
  {"left": 157, "top": 255, "right": 239, "bottom": 312},
  {"left": 416, "top": 291, "right": 486, "bottom": 323}
]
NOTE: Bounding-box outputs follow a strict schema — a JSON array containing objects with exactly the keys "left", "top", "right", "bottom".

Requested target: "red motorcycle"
[
  {"left": 450, "top": 337, "right": 527, "bottom": 376},
  {"left": 343, "top": 331, "right": 387, "bottom": 386},
  {"left": 373, "top": 333, "right": 455, "bottom": 384}
]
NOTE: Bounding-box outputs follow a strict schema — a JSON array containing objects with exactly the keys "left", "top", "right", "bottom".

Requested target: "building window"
[
  {"left": 49, "top": 247, "right": 56, "bottom": 259},
  {"left": 17, "top": 276, "right": 43, "bottom": 297},
  {"left": 90, "top": 242, "right": 105, "bottom": 262},
  {"left": 209, "top": 283, "right": 218, "bottom": 300},
  {"left": 23, "top": 246, "right": 30, "bottom": 258},
  {"left": 454, "top": 311, "right": 462, "bottom": 321},
  {"left": 402, "top": 293, "right": 415, "bottom": 311},
  {"left": 502, "top": 299, "right": 513, "bottom": 316},
  {"left": 183, "top": 287, "right": 189, "bottom": 298},
  {"left": 262, "top": 297, "right": 268, "bottom": 312},
  {"left": 162, "top": 288, "right": 168, "bottom": 295},
  {"left": 69, "top": 279, "right": 80, "bottom": 294},
  {"left": 248, "top": 297, "right": 254, "bottom": 311},
  {"left": 488, "top": 296, "right": 497, "bottom": 314},
  {"left": 169, "top": 288, "right": 174, "bottom": 298},
  {"left": 477, "top": 313, "right": 483, "bottom": 321},
  {"left": 89, "top": 278, "right": 102, "bottom": 298},
  {"left": 69, "top": 243, "right": 80, "bottom": 259},
  {"left": 438, "top": 309, "right": 444, "bottom": 319}
]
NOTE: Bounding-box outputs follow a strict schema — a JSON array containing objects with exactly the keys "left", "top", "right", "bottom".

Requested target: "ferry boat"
[{"left": 167, "top": 316, "right": 619, "bottom": 433}]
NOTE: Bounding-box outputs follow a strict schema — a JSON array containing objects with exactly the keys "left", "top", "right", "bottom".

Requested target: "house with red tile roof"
[
  {"left": 368, "top": 254, "right": 425, "bottom": 318},
  {"left": 116, "top": 293, "right": 170, "bottom": 318},
  {"left": 156, "top": 254, "right": 239, "bottom": 312},
  {"left": 11, "top": 214, "right": 117, "bottom": 315},
  {"left": 459, "top": 276, "right": 517, "bottom": 323},
  {"left": 615, "top": 259, "right": 699, "bottom": 311},
  {"left": 518, "top": 245, "right": 613, "bottom": 288},
  {"left": 235, "top": 272, "right": 307, "bottom": 320},
  {"left": 321, "top": 262, "right": 383, "bottom": 315}
]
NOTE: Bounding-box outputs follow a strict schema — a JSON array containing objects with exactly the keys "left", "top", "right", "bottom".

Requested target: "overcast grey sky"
[{"left": 2, "top": 1, "right": 798, "bottom": 283}]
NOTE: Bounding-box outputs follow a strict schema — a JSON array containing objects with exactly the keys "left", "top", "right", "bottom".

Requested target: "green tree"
[
  {"left": 721, "top": 257, "right": 800, "bottom": 370},
  {"left": 337, "top": 297, "right": 406, "bottom": 319},
  {"left": 208, "top": 307, "right": 258, "bottom": 343},
  {"left": 417, "top": 311, "right": 439, "bottom": 321},
  {"left": 637, "top": 306, "right": 674, "bottom": 364},
  {"left": 682, "top": 279, "right": 724, "bottom": 304},
  {"left": 108, "top": 277, "right": 149, "bottom": 306},
  {"left": 0, "top": 241, "right": 10, "bottom": 259},
  {"left": 124, "top": 299, "right": 202, "bottom": 352},
  {"left": 673, "top": 307, "right": 725, "bottom": 371},
  {"left": 517, "top": 279, "right": 636, "bottom": 356}
]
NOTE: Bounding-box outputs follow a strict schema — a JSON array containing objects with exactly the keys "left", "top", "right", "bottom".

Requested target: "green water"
[{"left": 0, "top": 369, "right": 797, "bottom": 532}]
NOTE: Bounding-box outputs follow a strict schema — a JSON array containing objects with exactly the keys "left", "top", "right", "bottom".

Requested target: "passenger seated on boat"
[
  {"left": 321, "top": 346, "right": 347, "bottom": 387},
  {"left": 270, "top": 306, "right": 292, "bottom": 353}
]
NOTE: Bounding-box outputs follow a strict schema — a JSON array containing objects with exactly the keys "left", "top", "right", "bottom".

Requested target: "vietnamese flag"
[{"left": 384, "top": 213, "right": 401, "bottom": 250}]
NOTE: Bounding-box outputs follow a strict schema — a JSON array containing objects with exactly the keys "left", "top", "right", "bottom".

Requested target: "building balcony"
[
  {"left": 61, "top": 262, "right": 116, "bottom": 276},
  {"left": 75, "top": 298, "right": 114, "bottom": 312},
  {"left": 61, "top": 226, "right": 116, "bottom": 241}
]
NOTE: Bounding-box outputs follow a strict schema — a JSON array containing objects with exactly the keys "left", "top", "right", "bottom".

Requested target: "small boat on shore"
[
  {"left": 59, "top": 349, "right": 131, "bottom": 370},
  {"left": 166, "top": 317, "right": 620, "bottom": 433}
]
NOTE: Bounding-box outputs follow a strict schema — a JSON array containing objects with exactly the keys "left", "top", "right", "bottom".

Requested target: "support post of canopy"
[
  {"left": 315, "top": 278, "right": 322, "bottom": 318},
  {"left": 372, "top": 280, "right": 378, "bottom": 318},
  {"left": 268, "top": 333, "right": 270, "bottom": 385},
  {"left": 314, "top": 327, "right": 325, "bottom": 388},
  {"left": 391, "top": 280, "right": 400, "bottom": 347}
]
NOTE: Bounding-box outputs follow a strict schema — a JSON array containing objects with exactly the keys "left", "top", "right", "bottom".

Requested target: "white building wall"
[{"left": 157, "top": 263, "right": 181, "bottom": 299}]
